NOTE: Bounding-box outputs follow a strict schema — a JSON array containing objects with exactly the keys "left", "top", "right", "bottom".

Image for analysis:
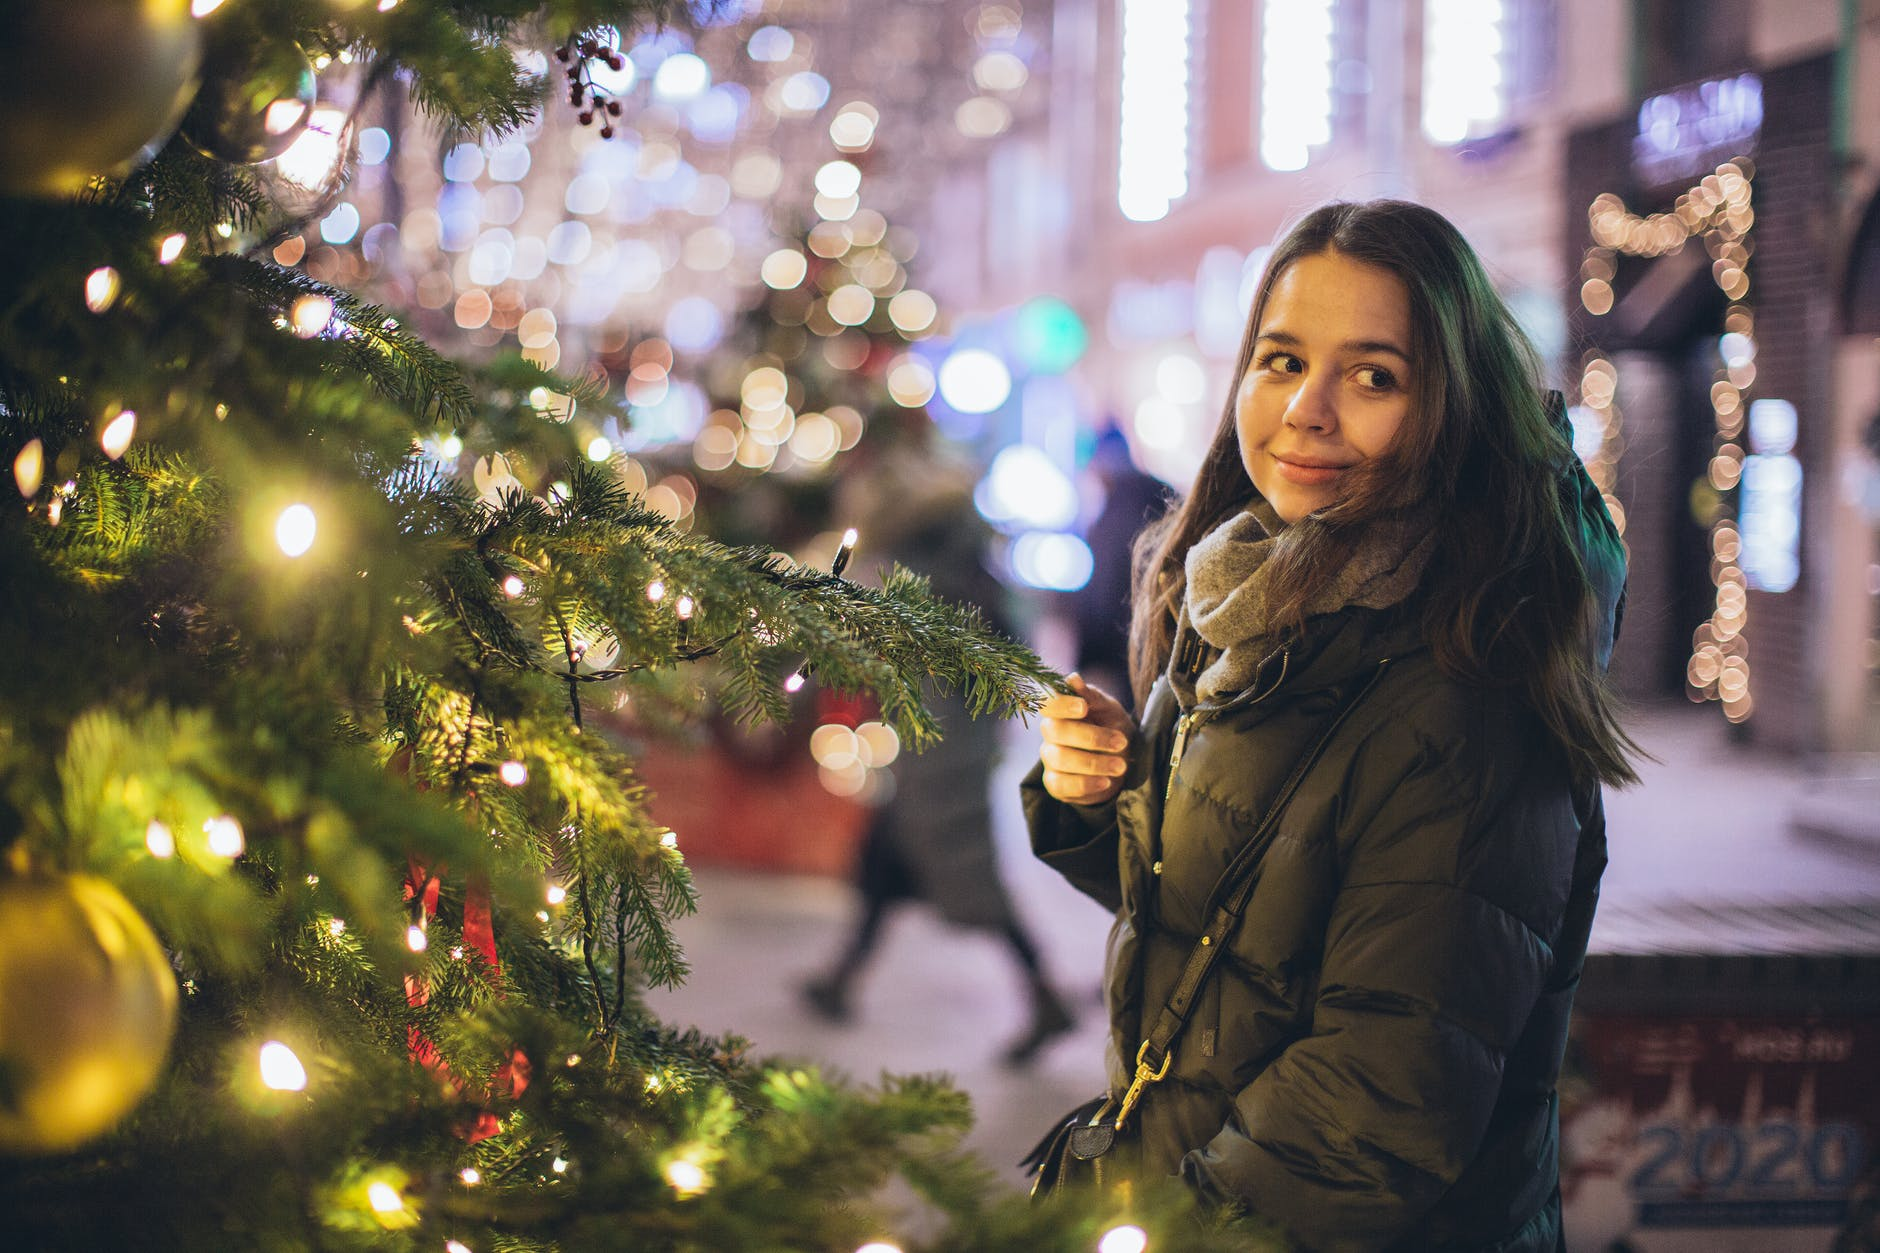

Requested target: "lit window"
[
  {"left": 1261, "top": 0, "right": 1335, "bottom": 171},
  {"left": 1422, "top": 0, "right": 1509, "bottom": 145},
  {"left": 1117, "top": 0, "right": 1194, "bottom": 222}
]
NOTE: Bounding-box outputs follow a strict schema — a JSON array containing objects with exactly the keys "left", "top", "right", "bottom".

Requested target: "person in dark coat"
[
  {"left": 1024, "top": 200, "right": 1639, "bottom": 1251},
  {"left": 1072, "top": 425, "right": 1168, "bottom": 700},
  {"left": 803, "top": 442, "right": 1075, "bottom": 1066}
]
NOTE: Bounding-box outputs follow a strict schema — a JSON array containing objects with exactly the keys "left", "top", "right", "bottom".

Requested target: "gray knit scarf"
[{"left": 1172, "top": 498, "right": 1436, "bottom": 705}]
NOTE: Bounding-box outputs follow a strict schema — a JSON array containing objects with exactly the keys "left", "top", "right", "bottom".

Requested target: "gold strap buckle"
[{"left": 1113, "top": 1040, "right": 1171, "bottom": 1130}]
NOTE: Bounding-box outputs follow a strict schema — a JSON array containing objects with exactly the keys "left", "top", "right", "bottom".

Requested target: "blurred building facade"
[{"left": 920, "top": 0, "right": 1880, "bottom": 756}]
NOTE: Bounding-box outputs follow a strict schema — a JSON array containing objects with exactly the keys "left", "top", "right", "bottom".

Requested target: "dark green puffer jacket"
[{"left": 1024, "top": 477, "right": 1621, "bottom": 1253}]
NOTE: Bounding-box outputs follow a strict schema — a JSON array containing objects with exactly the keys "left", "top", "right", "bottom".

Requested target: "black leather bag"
[{"left": 1019, "top": 1093, "right": 1125, "bottom": 1198}]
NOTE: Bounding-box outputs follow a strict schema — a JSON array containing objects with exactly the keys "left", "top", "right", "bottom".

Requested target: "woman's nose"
[{"left": 1283, "top": 373, "right": 1337, "bottom": 432}]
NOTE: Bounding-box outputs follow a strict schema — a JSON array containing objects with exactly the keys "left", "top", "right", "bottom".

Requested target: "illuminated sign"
[{"left": 1633, "top": 73, "right": 1762, "bottom": 187}]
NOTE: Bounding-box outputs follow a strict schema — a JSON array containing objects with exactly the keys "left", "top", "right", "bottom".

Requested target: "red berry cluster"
[{"left": 555, "top": 36, "right": 626, "bottom": 139}]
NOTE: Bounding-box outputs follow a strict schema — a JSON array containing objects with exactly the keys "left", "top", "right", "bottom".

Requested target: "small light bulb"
[
  {"left": 215, "top": 220, "right": 234, "bottom": 238},
  {"left": 459, "top": 1167, "right": 481, "bottom": 1186},
  {"left": 586, "top": 436, "right": 612, "bottom": 461},
  {"left": 660, "top": 831, "right": 679, "bottom": 849},
  {"left": 498, "top": 759, "right": 528, "bottom": 787},
  {"left": 157, "top": 233, "right": 186, "bottom": 264},
  {"left": 367, "top": 1181, "right": 403, "bottom": 1213},
  {"left": 1097, "top": 1225, "right": 1148, "bottom": 1253},
  {"left": 406, "top": 924, "right": 428, "bottom": 952},
  {"left": 842, "top": 527, "right": 859, "bottom": 549},
  {"left": 204, "top": 814, "right": 244, "bottom": 858},
  {"left": 535, "top": 910, "right": 550, "bottom": 923},
  {"left": 259, "top": 1040, "right": 308, "bottom": 1091},
  {"left": 856, "top": 1243, "right": 905, "bottom": 1253},
  {"left": 14, "top": 438, "right": 43, "bottom": 498},
  {"left": 440, "top": 434, "right": 462, "bottom": 457},
  {"left": 646, "top": 580, "right": 666, "bottom": 602},
  {"left": 145, "top": 820, "right": 175, "bottom": 858},
  {"left": 276, "top": 503, "right": 317, "bottom": 557},
  {"left": 290, "top": 294, "right": 334, "bottom": 338},
  {"left": 545, "top": 884, "right": 566, "bottom": 906},
  {"left": 552, "top": 1157, "right": 568, "bottom": 1174},
  {"left": 378, "top": 0, "right": 400, "bottom": 11},
  {"left": 190, "top": 0, "right": 227, "bottom": 16},
  {"left": 784, "top": 672, "right": 806, "bottom": 694},
  {"left": 446, "top": 1242, "right": 472, "bottom": 1253},
  {"left": 501, "top": 574, "right": 525, "bottom": 597},
  {"left": 328, "top": 918, "right": 346, "bottom": 936},
  {"left": 100, "top": 409, "right": 137, "bottom": 459},
  {"left": 565, "top": 1053, "right": 582, "bottom": 1067},
  {"left": 84, "top": 267, "right": 120, "bottom": 313},
  {"left": 665, "top": 1159, "right": 707, "bottom": 1194},
  {"left": 450, "top": 945, "right": 464, "bottom": 959},
  {"left": 675, "top": 594, "right": 695, "bottom": 620}
]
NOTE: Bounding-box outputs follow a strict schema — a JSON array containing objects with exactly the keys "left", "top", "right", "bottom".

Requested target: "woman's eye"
[
  {"left": 1258, "top": 351, "right": 1302, "bottom": 374},
  {"left": 1355, "top": 366, "right": 1398, "bottom": 391}
]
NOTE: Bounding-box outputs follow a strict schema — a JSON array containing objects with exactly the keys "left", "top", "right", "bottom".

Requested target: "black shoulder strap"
[{"left": 1111, "top": 657, "right": 1394, "bottom": 1131}]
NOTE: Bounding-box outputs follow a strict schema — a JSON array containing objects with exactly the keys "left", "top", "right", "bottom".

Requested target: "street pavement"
[{"left": 642, "top": 700, "right": 1880, "bottom": 1193}]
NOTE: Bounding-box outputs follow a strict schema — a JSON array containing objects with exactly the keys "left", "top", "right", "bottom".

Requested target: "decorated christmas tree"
[{"left": 0, "top": 2, "right": 1276, "bottom": 1249}]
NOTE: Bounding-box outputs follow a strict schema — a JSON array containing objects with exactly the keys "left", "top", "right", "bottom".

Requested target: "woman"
[{"left": 1024, "top": 200, "right": 1637, "bottom": 1252}]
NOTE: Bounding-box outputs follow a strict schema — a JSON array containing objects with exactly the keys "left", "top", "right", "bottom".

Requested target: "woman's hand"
[{"left": 1039, "top": 673, "right": 1135, "bottom": 805}]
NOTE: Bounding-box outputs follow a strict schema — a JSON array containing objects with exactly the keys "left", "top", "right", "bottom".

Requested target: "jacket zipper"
[{"left": 1163, "top": 645, "right": 1290, "bottom": 807}]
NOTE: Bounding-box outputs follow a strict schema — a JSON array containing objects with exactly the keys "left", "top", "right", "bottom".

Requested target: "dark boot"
[
  {"left": 1001, "top": 983, "right": 1075, "bottom": 1067},
  {"left": 799, "top": 972, "right": 852, "bottom": 1023}
]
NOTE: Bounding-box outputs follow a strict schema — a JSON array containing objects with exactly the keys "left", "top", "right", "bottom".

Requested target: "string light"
[
  {"left": 406, "top": 924, "right": 428, "bottom": 953},
  {"left": 459, "top": 1168, "right": 481, "bottom": 1186},
  {"left": 328, "top": 918, "right": 346, "bottom": 936},
  {"left": 290, "top": 294, "right": 335, "bottom": 338},
  {"left": 1098, "top": 1226, "right": 1149, "bottom": 1253},
  {"left": 646, "top": 580, "right": 667, "bottom": 602},
  {"left": 675, "top": 594, "right": 695, "bottom": 620},
  {"left": 1583, "top": 159, "right": 1758, "bottom": 722},
  {"left": 784, "top": 671, "right": 806, "bottom": 694},
  {"left": 276, "top": 503, "right": 317, "bottom": 557},
  {"left": 501, "top": 575, "right": 525, "bottom": 597},
  {"left": 100, "top": 408, "right": 137, "bottom": 459},
  {"left": 204, "top": 814, "right": 244, "bottom": 858},
  {"left": 445, "top": 1242, "right": 471, "bottom": 1253},
  {"left": 145, "top": 820, "right": 175, "bottom": 858},
  {"left": 551, "top": 1157, "right": 569, "bottom": 1174},
  {"left": 157, "top": 233, "right": 186, "bottom": 265},
  {"left": 855, "top": 1244, "right": 904, "bottom": 1253},
  {"left": 14, "top": 439, "right": 43, "bottom": 498},
  {"left": 832, "top": 528, "right": 858, "bottom": 576},
  {"left": 545, "top": 884, "right": 566, "bottom": 906},
  {"left": 498, "top": 760, "right": 529, "bottom": 787},
  {"left": 367, "top": 1182, "right": 403, "bottom": 1214},
  {"left": 258, "top": 1041, "right": 308, "bottom": 1092},
  {"left": 84, "top": 267, "right": 120, "bottom": 313},
  {"left": 660, "top": 832, "right": 679, "bottom": 850},
  {"left": 664, "top": 1159, "right": 708, "bottom": 1195}
]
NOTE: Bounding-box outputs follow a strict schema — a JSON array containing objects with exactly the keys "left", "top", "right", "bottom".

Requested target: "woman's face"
[{"left": 1235, "top": 249, "right": 1416, "bottom": 523}]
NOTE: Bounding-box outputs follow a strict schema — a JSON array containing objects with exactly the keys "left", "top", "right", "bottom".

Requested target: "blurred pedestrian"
[
  {"left": 1071, "top": 424, "right": 1167, "bottom": 703},
  {"left": 1025, "top": 200, "right": 1638, "bottom": 1248},
  {"left": 803, "top": 438, "right": 1075, "bottom": 1067}
]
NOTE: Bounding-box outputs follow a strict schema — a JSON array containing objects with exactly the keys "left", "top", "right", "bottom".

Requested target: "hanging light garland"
[{"left": 1579, "top": 158, "right": 1757, "bottom": 722}]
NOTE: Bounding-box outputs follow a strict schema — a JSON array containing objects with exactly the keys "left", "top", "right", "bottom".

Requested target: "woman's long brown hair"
[{"left": 1127, "top": 200, "right": 1641, "bottom": 788}]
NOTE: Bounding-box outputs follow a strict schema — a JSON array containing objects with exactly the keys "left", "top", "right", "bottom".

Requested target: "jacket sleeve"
[
  {"left": 1019, "top": 759, "right": 1123, "bottom": 912},
  {"left": 1179, "top": 739, "right": 1555, "bottom": 1253}
]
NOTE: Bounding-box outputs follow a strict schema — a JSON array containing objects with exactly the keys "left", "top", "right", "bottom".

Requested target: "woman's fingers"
[
  {"left": 1040, "top": 741, "right": 1129, "bottom": 777},
  {"left": 1041, "top": 716, "right": 1130, "bottom": 753},
  {"left": 1039, "top": 692, "right": 1089, "bottom": 720},
  {"left": 1042, "top": 768, "right": 1124, "bottom": 804}
]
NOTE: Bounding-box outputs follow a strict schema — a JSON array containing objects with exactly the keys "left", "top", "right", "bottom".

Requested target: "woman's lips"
[{"left": 1271, "top": 455, "right": 1353, "bottom": 486}]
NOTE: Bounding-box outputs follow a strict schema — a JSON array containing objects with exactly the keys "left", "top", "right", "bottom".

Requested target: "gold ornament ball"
[
  {"left": 181, "top": 30, "right": 317, "bottom": 165},
  {"left": 0, "top": 0, "right": 203, "bottom": 197},
  {"left": 0, "top": 874, "right": 179, "bottom": 1154}
]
